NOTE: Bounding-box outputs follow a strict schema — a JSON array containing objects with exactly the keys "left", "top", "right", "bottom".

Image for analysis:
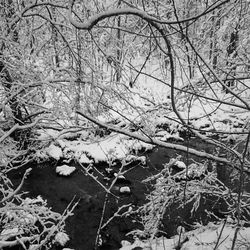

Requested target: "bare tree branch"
[{"left": 68, "top": 0, "right": 230, "bottom": 30}]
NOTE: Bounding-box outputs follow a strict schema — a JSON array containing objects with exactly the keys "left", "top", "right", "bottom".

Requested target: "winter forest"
[{"left": 1, "top": 0, "right": 250, "bottom": 249}]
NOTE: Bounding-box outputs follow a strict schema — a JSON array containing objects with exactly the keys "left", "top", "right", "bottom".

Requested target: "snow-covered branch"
[
  {"left": 76, "top": 111, "right": 232, "bottom": 166},
  {"left": 0, "top": 118, "right": 42, "bottom": 143}
]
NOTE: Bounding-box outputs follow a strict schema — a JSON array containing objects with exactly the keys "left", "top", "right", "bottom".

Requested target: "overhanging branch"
[
  {"left": 68, "top": 0, "right": 229, "bottom": 30},
  {"left": 76, "top": 111, "right": 233, "bottom": 166}
]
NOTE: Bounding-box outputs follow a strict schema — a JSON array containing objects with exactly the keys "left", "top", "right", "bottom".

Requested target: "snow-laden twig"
[
  {"left": 231, "top": 130, "right": 250, "bottom": 249},
  {"left": 101, "top": 203, "right": 132, "bottom": 230},
  {"left": 0, "top": 118, "right": 42, "bottom": 143},
  {"left": 1, "top": 168, "right": 31, "bottom": 204},
  {"left": 0, "top": 236, "right": 38, "bottom": 249}
]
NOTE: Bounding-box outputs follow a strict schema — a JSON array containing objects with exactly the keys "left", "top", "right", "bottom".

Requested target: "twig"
[
  {"left": 94, "top": 193, "right": 108, "bottom": 250},
  {"left": 101, "top": 203, "right": 132, "bottom": 230},
  {"left": 231, "top": 130, "right": 250, "bottom": 249},
  {"left": 213, "top": 218, "right": 227, "bottom": 250}
]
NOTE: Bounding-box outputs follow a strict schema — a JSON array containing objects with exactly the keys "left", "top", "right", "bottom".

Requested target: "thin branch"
[{"left": 0, "top": 236, "right": 37, "bottom": 249}]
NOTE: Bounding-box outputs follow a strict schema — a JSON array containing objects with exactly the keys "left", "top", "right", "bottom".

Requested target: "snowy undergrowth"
[
  {"left": 35, "top": 78, "right": 250, "bottom": 167},
  {"left": 175, "top": 82, "right": 249, "bottom": 138},
  {"left": 35, "top": 81, "right": 250, "bottom": 167},
  {"left": 0, "top": 193, "right": 71, "bottom": 249},
  {"left": 119, "top": 157, "right": 250, "bottom": 250},
  {"left": 95, "top": 80, "right": 249, "bottom": 142}
]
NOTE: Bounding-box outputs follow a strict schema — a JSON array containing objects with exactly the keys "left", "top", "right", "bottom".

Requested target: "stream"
[{"left": 8, "top": 139, "right": 248, "bottom": 250}]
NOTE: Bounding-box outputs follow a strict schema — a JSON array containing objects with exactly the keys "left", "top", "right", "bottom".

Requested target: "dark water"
[
  {"left": 9, "top": 157, "right": 155, "bottom": 250},
  {"left": 7, "top": 139, "right": 248, "bottom": 250}
]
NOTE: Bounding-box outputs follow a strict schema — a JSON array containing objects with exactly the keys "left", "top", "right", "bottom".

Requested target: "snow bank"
[
  {"left": 61, "top": 133, "right": 129, "bottom": 163},
  {"left": 120, "top": 222, "right": 250, "bottom": 250},
  {"left": 39, "top": 133, "right": 154, "bottom": 164}
]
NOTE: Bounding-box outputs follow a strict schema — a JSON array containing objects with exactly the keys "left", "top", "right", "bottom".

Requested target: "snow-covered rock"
[
  {"left": 56, "top": 165, "right": 76, "bottom": 176},
  {"left": 46, "top": 144, "right": 63, "bottom": 160},
  {"left": 175, "top": 160, "right": 186, "bottom": 169},
  {"left": 125, "top": 155, "right": 147, "bottom": 165},
  {"left": 114, "top": 173, "right": 126, "bottom": 180},
  {"left": 119, "top": 186, "right": 131, "bottom": 194},
  {"left": 54, "top": 232, "right": 70, "bottom": 246}
]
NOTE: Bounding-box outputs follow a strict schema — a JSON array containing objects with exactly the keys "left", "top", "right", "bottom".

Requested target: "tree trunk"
[
  {"left": 0, "top": 1, "right": 24, "bottom": 140},
  {"left": 75, "top": 29, "right": 82, "bottom": 125},
  {"left": 115, "top": 0, "right": 122, "bottom": 82},
  {"left": 1, "top": 3, "right": 22, "bottom": 121},
  {"left": 223, "top": 30, "right": 238, "bottom": 92}
]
